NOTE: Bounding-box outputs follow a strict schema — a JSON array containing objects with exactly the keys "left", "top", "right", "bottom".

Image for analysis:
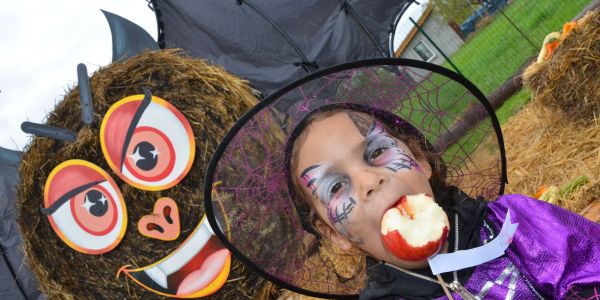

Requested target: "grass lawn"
[
  {"left": 436, "top": 0, "right": 590, "bottom": 160},
  {"left": 447, "top": 0, "right": 590, "bottom": 95},
  {"left": 440, "top": 87, "right": 531, "bottom": 162}
]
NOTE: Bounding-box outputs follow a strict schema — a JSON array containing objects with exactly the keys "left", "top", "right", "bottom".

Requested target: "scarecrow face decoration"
[
  {"left": 15, "top": 12, "right": 263, "bottom": 299},
  {"left": 38, "top": 86, "right": 232, "bottom": 298}
]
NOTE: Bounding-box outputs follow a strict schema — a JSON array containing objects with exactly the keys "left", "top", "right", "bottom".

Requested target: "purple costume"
[
  {"left": 361, "top": 194, "right": 600, "bottom": 300},
  {"left": 480, "top": 194, "right": 600, "bottom": 299}
]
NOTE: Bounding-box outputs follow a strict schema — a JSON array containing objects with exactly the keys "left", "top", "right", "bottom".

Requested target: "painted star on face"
[
  {"left": 128, "top": 148, "right": 144, "bottom": 164},
  {"left": 150, "top": 149, "right": 160, "bottom": 159}
]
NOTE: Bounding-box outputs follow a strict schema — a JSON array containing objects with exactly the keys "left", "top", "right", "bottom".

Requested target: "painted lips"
[{"left": 380, "top": 194, "right": 449, "bottom": 261}]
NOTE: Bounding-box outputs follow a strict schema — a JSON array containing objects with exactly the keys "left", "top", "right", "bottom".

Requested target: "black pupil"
[
  {"left": 331, "top": 183, "right": 342, "bottom": 194},
  {"left": 133, "top": 141, "right": 158, "bottom": 170},
  {"left": 372, "top": 148, "right": 384, "bottom": 159},
  {"left": 86, "top": 189, "right": 108, "bottom": 217}
]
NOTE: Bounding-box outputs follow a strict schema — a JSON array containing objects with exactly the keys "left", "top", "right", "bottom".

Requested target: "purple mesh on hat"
[{"left": 204, "top": 59, "right": 506, "bottom": 297}]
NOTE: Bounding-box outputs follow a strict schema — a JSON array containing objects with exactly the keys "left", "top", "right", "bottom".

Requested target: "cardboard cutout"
[
  {"left": 138, "top": 197, "right": 181, "bottom": 241},
  {"left": 42, "top": 159, "right": 127, "bottom": 254},
  {"left": 100, "top": 90, "right": 195, "bottom": 191},
  {"left": 119, "top": 216, "right": 231, "bottom": 298}
]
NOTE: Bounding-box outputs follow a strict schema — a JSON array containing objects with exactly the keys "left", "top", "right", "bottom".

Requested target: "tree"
[{"left": 430, "top": 0, "right": 481, "bottom": 24}]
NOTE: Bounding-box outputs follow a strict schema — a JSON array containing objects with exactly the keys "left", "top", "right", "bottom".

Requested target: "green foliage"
[
  {"left": 437, "top": 0, "right": 589, "bottom": 159},
  {"left": 446, "top": 0, "right": 589, "bottom": 95},
  {"left": 431, "top": 0, "right": 481, "bottom": 23}
]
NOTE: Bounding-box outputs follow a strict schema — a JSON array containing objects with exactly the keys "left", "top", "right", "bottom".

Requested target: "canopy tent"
[
  {"left": 0, "top": 149, "right": 42, "bottom": 300},
  {"left": 151, "top": 0, "right": 413, "bottom": 97}
]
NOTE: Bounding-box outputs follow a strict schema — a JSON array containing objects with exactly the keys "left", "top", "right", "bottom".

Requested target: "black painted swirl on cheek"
[
  {"left": 328, "top": 196, "right": 357, "bottom": 224},
  {"left": 385, "top": 149, "right": 420, "bottom": 172}
]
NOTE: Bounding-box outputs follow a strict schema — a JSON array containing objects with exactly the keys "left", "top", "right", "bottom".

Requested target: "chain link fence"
[{"left": 394, "top": 0, "right": 592, "bottom": 113}]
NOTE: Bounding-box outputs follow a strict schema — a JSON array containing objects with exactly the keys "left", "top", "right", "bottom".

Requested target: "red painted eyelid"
[{"left": 45, "top": 163, "right": 107, "bottom": 208}]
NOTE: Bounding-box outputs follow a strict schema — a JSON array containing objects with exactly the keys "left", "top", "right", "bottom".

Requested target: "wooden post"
[{"left": 434, "top": 57, "right": 532, "bottom": 151}]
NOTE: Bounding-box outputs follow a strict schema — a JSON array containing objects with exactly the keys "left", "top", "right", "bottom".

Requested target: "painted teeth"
[
  {"left": 143, "top": 218, "right": 215, "bottom": 289},
  {"left": 145, "top": 267, "right": 168, "bottom": 289}
]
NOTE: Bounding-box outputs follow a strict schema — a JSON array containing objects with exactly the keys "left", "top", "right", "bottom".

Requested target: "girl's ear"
[
  {"left": 417, "top": 157, "right": 432, "bottom": 180},
  {"left": 314, "top": 219, "right": 353, "bottom": 251}
]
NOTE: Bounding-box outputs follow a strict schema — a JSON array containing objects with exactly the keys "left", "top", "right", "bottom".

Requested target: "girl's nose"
[{"left": 356, "top": 168, "right": 386, "bottom": 200}]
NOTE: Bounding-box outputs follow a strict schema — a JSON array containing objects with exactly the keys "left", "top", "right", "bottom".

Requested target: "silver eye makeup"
[
  {"left": 365, "top": 122, "right": 420, "bottom": 172},
  {"left": 298, "top": 121, "right": 420, "bottom": 226},
  {"left": 366, "top": 124, "right": 400, "bottom": 165},
  {"left": 316, "top": 174, "right": 349, "bottom": 202}
]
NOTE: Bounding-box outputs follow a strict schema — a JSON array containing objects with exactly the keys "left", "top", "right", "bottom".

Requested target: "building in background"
[{"left": 394, "top": 4, "right": 464, "bottom": 81}]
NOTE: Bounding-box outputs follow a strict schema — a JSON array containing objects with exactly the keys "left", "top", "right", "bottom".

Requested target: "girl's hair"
[{"left": 287, "top": 107, "right": 449, "bottom": 239}]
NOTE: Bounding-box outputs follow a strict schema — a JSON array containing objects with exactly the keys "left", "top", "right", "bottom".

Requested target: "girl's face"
[{"left": 296, "top": 112, "right": 438, "bottom": 268}]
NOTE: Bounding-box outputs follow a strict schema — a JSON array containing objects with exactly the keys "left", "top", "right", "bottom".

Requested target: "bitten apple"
[{"left": 381, "top": 194, "right": 449, "bottom": 261}]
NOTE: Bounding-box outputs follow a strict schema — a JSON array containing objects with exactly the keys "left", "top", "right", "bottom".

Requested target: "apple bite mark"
[
  {"left": 396, "top": 196, "right": 415, "bottom": 220},
  {"left": 381, "top": 194, "right": 449, "bottom": 261}
]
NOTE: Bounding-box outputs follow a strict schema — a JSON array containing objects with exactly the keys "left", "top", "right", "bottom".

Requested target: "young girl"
[{"left": 203, "top": 59, "right": 600, "bottom": 299}]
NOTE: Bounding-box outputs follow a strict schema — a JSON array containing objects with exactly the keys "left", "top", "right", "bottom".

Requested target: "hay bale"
[
  {"left": 16, "top": 49, "right": 265, "bottom": 299},
  {"left": 523, "top": 10, "right": 600, "bottom": 120},
  {"left": 502, "top": 100, "right": 599, "bottom": 213}
]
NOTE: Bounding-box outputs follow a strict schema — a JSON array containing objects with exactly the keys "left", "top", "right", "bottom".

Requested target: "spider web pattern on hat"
[{"left": 204, "top": 59, "right": 506, "bottom": 298}]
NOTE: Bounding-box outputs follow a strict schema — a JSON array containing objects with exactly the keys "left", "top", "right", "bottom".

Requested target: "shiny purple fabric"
[
  {"left": 461, "top": 253, "right": 539, "bottom": 299},
  {"left": 486, "top": 194, "right": 600, "bottom": 299}
]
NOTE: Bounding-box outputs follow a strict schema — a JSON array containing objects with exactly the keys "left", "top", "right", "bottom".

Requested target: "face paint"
[
  {"left": 328, "top": 196, "right": 356, "bottom": 224},
  {"left": 300, "top": 165, "right": 357, "bottom": 227},
  {"left": 365, "top": 122, "right": 420, "bottom": 172},
  {"left": 299, "top": 164, "right": 322, "bottom": 196},
  {"left": 298, "top": 121, "right": 422, "bottom": 235}
]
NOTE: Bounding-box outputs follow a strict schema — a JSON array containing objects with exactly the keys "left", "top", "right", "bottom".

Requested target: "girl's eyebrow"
[
  {"left": 300, "top": 164, "right": 322, "bottom": 191},
  {"left": 300, "top": 164, "right": 320, "bottom": 178},
  {"left": 346, "top": 111, "right": 372, "bottom": 136}
]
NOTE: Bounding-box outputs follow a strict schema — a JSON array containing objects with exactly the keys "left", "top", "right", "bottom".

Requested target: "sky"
[
  {"left": 0, "top": 1, "right": 156, "bottom": 150},
  {"left": 0, "top": 0, "right": 427, "bottom": 151}
]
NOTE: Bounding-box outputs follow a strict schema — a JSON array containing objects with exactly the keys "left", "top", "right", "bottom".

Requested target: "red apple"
[{"left": 380, "top": 194, "right": 449, "bottom": 261}]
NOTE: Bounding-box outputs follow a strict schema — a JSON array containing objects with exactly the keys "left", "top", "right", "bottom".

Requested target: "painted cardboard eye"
[
  {"left": 42, "top": 159, "right": 127, "bottom": 254},
  {"left": 100, "top": 92, "right": 195, "bottom": 191}
]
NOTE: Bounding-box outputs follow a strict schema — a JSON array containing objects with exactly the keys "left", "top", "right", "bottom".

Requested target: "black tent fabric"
[
  {"left": 152, "top": 0, "right": 412, "bottom": 97},
  {"left": 0, "top": 158, "right": 43, "bottom": 300}
]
